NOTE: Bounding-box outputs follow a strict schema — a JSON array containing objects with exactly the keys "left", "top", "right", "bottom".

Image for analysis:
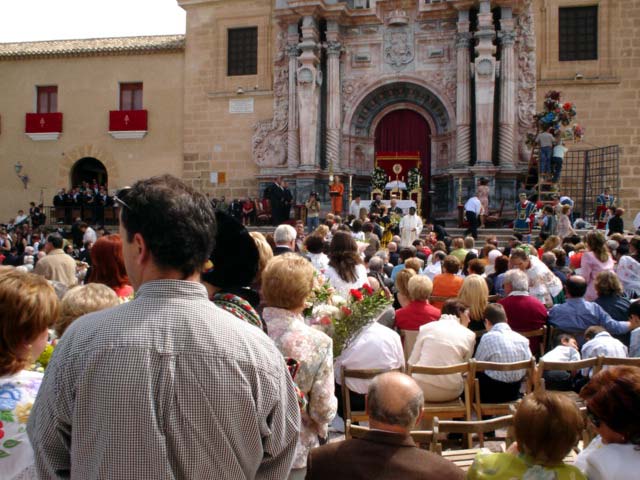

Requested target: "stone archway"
[
  {"left": 71, "top": 157, "right": 108, "bottom": 187},
  {"left": 58, "top": 144, "right": 120, "bottom": 191}
]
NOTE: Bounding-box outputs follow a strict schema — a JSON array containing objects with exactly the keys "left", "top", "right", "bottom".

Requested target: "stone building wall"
[{"left": 534, "top": 0, "right": 640, "bottom": 222}]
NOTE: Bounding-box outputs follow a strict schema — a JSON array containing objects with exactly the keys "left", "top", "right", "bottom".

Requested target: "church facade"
[{"left": 0, "top": 0, "right": 638, "bottom": 223}]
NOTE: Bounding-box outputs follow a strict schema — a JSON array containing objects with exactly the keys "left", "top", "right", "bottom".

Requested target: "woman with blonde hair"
[
  {"left": 539, "top": 235, "right": 561, "bottom": 257},
  {"left": 581, "top": 230, "right": 615, "bottom": 301},
  {"left": 262, "top": 254, "right": 337, "bottom": 479},
  {"left": 55, "top": 283, "right": 120, "bottom": 338},
  {"left": 457, "top": 274, "right": 489, "bottom": 331},
  {"left": 394, "top": 267, "right": 417, "bottom": 308},
  {"left": 0, "top": 270, "right": 59, "bottom": 480},
  {"left": 248, "top": 231, "right": 274, "bottom": 287}
]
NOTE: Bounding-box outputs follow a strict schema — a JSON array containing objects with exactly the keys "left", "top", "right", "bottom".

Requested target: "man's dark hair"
[
  {"left": 119, "top": 175, "right": 216, "bottom": 277},
  {"left": 304, "top": 234, "right": 324, "bottom": 254},
  {"left": 584, "top": 326, "right": 605, "bottom": 341},
  {"left": 47, "top": 234, "right": 64, "bottom": 250},
  {"left": 79, "top": 222, "right": 88, "bottom": 229},
  {"left": 566, "top": 276, "right": 587, "bottom": 298},
  {"left": 484, "top": 303, "right": 507, "bottom": 325},
  {"left": 399, "top": 246, "right": 416, "bottom": 262},
  {"left": 554, "top": 333, "right": 576, "bottom": 348},
  {"left": 628, "top": 301, "right": 640, "bottom": 319}
]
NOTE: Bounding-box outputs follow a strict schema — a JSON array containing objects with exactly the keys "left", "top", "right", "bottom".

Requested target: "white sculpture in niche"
[{"left": 384, "top": 26, "right": 414, "bottom": 70}]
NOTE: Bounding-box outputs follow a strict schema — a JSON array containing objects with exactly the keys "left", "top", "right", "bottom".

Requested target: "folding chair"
[
  {"left": 407, "top": 362, "right": 473, "bottom": 447},
  {"left": 599, "top": 356, "right": 640, "bottom": 369},
  {"left": 433, "top": 414, "right": 514, "bottom": 450},
  {"left": 535, "top": 356, "right": 604, "bottom": 394},
  {"left": 519, "top": 325, "right": 548, "bottom": 357},
  {"left": 341, "top": 366, "right": 403, "bottom": 426},
  {"left": 470, "top": 358, "right": 536, "bottom": 419},
  {"left": 345, "top": 420, "right": 437, "bottom": 449}
]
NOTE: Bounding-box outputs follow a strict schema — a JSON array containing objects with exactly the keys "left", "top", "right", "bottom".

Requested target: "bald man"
[{"left": 305, "top": 372, "right": 463, "bottom": 480}]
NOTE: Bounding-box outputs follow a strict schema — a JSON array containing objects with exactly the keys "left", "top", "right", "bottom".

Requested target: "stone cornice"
[{"left": 0, "top": 35, "right": 185, "bottom": 61}]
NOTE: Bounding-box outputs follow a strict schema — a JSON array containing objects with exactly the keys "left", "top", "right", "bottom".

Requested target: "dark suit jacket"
[
  {"left": 306, "top": 430, "right": 464, "bottom": 480},
  {"left": 273, "top": 245, "right": 293, "bottom": 256}
]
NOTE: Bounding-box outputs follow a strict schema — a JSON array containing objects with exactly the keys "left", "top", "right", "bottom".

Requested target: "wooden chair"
[
  {"left": 470, "top": 358, "right": 536, "bottom": 419},
  {"left": 535, "top": 356, "right": 604, "bottom": 393},
  {"left": 341, "top": 366, "right": 404, "bottom": 425},
  {"left": 428, "top": 295, "right": 455, "bottom": 310},
  {"left": 345, "top": 420, "right": 437, "bottom": 449},
  {"left": 487, "top": 294, "right": 500, "bottom": 303},
  {"left": 520, "top": 325, "right": 548, "bottom": 357},
  {"left": 407, "top": 362, "right": 473, "bottom": 447},
  {"left": 599, "top": 356, "right": 640, "bottom": 369},
  {"left": 400, "top": 329, "right": 419, "bottom": 361},
  {"left": 433, "top": 414, "right": 514, "bottom": 450}
]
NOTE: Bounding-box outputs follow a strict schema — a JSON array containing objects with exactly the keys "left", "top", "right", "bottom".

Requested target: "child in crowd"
[{"left": 540, "top": 333, "right": 583, "bottom": 391}]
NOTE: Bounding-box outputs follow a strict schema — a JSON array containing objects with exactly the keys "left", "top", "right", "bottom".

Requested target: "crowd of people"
[{"left": 1, "top": 173, "right": 640, "bottom": 480}]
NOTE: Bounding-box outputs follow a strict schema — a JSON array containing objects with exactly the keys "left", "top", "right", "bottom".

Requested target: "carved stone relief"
[
  {"left": 516, "top": 1, "right": 537, "bottom": 165},
  {"left": 252, "top": 29, "right": 289, "bottom": 167},
  {"left": 384, "top": 26, "right": 414, "bottom": 70}
]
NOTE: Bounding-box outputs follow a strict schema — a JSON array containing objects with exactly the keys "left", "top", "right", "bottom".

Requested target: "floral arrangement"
[
  {"left": 371, "top": 167, "right": 388, "bottom": 191},
  {"left": 528, "top": 90, "right": 584, "bottom": 145},
  {"left": 306, "top": 283, "right": 392, "bottom": 357},
  {"left": 407, "top": 167, "right": 423, "bottom": 192}
]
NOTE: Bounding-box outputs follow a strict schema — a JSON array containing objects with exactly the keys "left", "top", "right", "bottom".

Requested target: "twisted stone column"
[
  {"left": 297, "top": 16, "right": 321, "bottom": 168},
  {"left": 287, "top": 42, "right": 300, "bottom": 169},
  {"left": 455, "top": 29, "right": 472, "bottom": 167},
  {"left": 498, "top": 14, "right": 516, "bottom": 168},
  {"left": 326, "top": 39, "right": 342, "bottom": 172}
]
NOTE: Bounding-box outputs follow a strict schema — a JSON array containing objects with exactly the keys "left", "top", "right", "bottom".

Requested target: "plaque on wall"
[{"left": 229, "top": 98, "right": 254, "bottom": 114}]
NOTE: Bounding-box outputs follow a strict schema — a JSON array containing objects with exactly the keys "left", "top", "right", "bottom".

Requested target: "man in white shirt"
[
  {"left": 581, "top": 326, "right": 628, "bottom": 376},
  {"left": 333, "top": 322, "right": 404, "bottom": 420},
  {"left": 399, "top": 207, "right": 423, "bottom": 247},
  {"left": 464, "top": 194, "right": 482, "bottom": 240},
  {"left": 474, "top": 304, "right": 532, "bottom": 402},
  {"left": 80, "top": 222, "right": 97, "bottom": 246},
  {"left": 422, "top": 250, "right": 445, "bottom": 281},
  {"left": 541, "top": 333, "right": 581, "bottom": 391},
  {"left": 349, "top": 194, "right": 362, "bottom": 218},
  {"left": 551, "top": 140, "right": 568, "bottom": 183}
]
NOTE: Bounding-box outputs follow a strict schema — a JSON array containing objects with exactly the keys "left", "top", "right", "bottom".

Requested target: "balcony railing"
[
  {"left": 25, "top": 112, "right": 63, "bottom": 140},
  {"left": 108, "top": 109, "right": 148, "bottom": 139}
]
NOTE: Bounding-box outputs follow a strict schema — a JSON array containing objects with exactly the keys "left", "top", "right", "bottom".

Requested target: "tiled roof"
[{"left": 0, "top": 35, "right": 185, "bottom": 60}]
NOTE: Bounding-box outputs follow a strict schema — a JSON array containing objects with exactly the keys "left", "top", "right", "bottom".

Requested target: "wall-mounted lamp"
[
  {"left": 236, "top": 86, "right": 245, "bottom": 95},
  {"left": 575, "top": 73, "right": 584, "bottom": 80},
  {"left": 14, "top": 162, "right": 29, "bottom": 189}
]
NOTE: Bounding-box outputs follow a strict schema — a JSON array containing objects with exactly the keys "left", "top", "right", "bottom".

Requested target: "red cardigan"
[
  {"left": 395, "top": 300, "right": 441, "bottom": 331},
  {"left": 498, "top": 294, "right": 548, "bottom": 355}
]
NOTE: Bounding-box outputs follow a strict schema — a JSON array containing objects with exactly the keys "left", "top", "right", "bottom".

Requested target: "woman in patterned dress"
[
  {"left": 262, "top": 254, "right": 337, "bottom": 480},
  {"left": 0, "top": 270, "right": 60, "bottom": 480}
]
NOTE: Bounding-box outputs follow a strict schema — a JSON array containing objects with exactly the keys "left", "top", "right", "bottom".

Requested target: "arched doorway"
[
  {"left": 374, "top": 109, "right": 431, "bottom": 207},
  {"left": 71, "top": 157, "right": 108, "bottom": 188}
]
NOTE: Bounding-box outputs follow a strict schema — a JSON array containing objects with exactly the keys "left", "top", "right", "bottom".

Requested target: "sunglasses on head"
[{"left": 114, "top": 187, "right": 132, "bottom": 211}]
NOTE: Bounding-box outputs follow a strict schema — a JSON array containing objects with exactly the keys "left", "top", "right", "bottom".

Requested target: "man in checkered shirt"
[
  {"left": 474, "top": 303, "right": 532, "bottom": 404},
  {"left": 28, "top": 175, "right": 301, "bottom": 479}
]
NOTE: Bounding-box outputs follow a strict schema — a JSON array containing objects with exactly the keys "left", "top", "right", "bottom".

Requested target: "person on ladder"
[{"left": 535, "top": 127, "right": 555, "bottom": 181}]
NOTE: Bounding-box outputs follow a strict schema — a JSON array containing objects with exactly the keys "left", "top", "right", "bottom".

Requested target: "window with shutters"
[
  {"left": 37, "top": 86, "right": 58, "bottom": 113},
  {"left": 227, "top": 27, "right": 258, "bottom": 76},
  {"left": 559, "top": 6, "right": 598, "bottom": 61},
  {"left": 119, "top": 82, "right": 143, "bottom": 110}
]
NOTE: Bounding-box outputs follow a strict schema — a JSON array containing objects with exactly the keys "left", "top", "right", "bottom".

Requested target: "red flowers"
[
  {"left": 362, "top": 283, "right": 374, "bottom": 295},
  {"left": 0, "top": 420, "right": 4, "bottom": 440},
  {"left": 349, "top": 289, "right": 363, "bottom": 301},
  {"left": 341, "top": 306, "right": 352, "bottom": 317},
  {"left": 563, "top": 102, "right": 573, "bottom": 110},
  {"left": 320, "top": 315, "right": 333, "bottom": 326}
]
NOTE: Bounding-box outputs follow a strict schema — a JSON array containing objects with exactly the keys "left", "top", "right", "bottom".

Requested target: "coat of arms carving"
[{"left": 384, "top": 26, "right": 414, "bottom": 70}]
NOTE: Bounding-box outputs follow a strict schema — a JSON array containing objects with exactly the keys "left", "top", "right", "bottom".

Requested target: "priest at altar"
[{"left": 399, "top": 207, "right": 423, "bottom": 247}]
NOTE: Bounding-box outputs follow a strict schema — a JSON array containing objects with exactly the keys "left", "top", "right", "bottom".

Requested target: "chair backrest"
[
  {"left": 432, "top": 415, "right": 514, "bottom": 452},
  {"left": 400, "top": 329, "right": 419, "bottom": 361},
  {"left": 341, "top": 366, "right": 404, "bottom": 424},
  {"left": 488, "top": 294, "right": 500, "bottom": 303},
  {"left": 520, "top": 325, "right": 548, "bottom": 356},
  {"left": 599, "top": 356, "right": 640, "bottom": 368},
  {"left": 345, "top": 420, "right": 436, "bottom": 449},
  {"left": 408, "top": 362, "right": 470, "bottom": 377},
  {"left": 471, "top": 357, "right": 537, "bottom": 393},
  {"left": 428, "top": 295, "right": 455, "bottom": 305},
  {"left": 536, "top": 356, "right": 603, "bottom": 390}
]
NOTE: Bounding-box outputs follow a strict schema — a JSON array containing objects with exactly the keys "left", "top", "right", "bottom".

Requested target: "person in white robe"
[{"left": 399, "top": 207, "right": 423, "bottom": 247}]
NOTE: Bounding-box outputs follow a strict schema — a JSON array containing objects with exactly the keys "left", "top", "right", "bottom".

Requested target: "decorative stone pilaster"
[
  {"left": 498, "top": 8, "right": 516, "bottom": 168},
  {"left": 297, "top": 16, "right": 321, "bottom": 169},
  {"left": 455, "top": 10, "right": 472, "bottom": 167},
  {"left": 287, "top": 34, "right": 300, "bottom": 169},
  {"left": 326, "top": 20, "right": 342, "bottom": 172},
  {"left": 473, "top": 0, "right": 497, "bottom": 167}
]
